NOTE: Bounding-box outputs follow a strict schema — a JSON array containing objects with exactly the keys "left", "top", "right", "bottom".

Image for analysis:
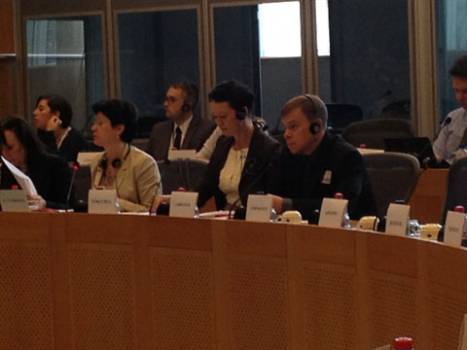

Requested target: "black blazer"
[
  {"left": 38, "top": 128, "right": 88, "bottom": 162},
  {"left": 0, "top": 157, "right": 20, "bottom": 189},
  {"left": 28, "top": 153, "right": 72, "bottom": 209},
  {"left": 274, "top": 133, "right": 376, "bottom": 222},
  {"left": 146, "top": 117, "right": 216, "bottom": 161},
  {"left": 197, "top": 127, "right": 281, "bottom": 210}
]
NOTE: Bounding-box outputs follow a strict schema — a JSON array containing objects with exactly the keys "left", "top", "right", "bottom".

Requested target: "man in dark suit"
[
  {"left": 269, "top": 94, "right": 376, "bottom": 223},
  {"left": 146, "top": 81, "right": 216, "bottom": 161}
]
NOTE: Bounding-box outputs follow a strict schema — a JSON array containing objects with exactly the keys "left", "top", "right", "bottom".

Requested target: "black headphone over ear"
[
  {"left": 302, "top": 94, "right": 322, "bottom": 135},
  {"left": 236, "top": 106, "right": 248, "bottom": 120},
  {"left": 181, "top": 102, "right": 191, "bottom": 113},
  {"left": 309, "top": 122, "right": 321, "bottom": 135}
]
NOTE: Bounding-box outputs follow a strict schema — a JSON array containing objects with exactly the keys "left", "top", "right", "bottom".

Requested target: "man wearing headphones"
[
  {"left": 269, "top": 94, "right": 376, "bottom": 223},
  {"left": 432, "top": 55, "right": 467, "bottom": 165},
  {"left": 146, "top": 81, "right": 216, "bottom": 161}
]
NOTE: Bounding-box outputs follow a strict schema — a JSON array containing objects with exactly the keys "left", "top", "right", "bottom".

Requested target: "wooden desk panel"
[{"left": 0, "top": 212, "right": 466, "bottom": 350}]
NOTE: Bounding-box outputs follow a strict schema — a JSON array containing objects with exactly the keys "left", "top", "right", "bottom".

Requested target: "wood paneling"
[{"left": 1, "top": 212, "right": 467, "bottom": 349}]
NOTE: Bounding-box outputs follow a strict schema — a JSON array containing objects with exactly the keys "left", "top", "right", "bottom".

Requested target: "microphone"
[{"left": 66, "top": 161, "right": 80, "bottom": 210}]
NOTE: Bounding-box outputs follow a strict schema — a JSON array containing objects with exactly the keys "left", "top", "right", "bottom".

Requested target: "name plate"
[
  {"left": 0, "top": 189, "right": 29, "bottom": 212},
  {"left": 444, "top": 211, "right": 466, "bottom": 247},
  {"left": 88, "top": 189, "right": 119, "bottom": 214},
  {"left": 246, "top": 194, "right": 273, "bottom": 222},
  {"left": 385, "top": 203, "right": 410, "bottom": 236},
  {"left": 318, "top": 198, "right": 348, "bottom": 228},
  {"left": 169, "top": 191, "right": 199, "bottom": 218}
]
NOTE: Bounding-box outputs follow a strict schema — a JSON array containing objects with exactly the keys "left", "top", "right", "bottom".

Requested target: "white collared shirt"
[
  {"left": 169, "top": 115, "right": 193, "bottom": 150},
  {"left": 433, "top": 107, "right": 467, "bottom": 163}
]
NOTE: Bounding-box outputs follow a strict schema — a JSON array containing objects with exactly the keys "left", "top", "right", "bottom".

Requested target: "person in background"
[
  {"left": 90, "top": 99, "right": 161, "bottom": 212},
  {"left": 146, "top": 81, "right": 215, "bottom": 161},
  {"left": 196, "top": 80, "right": 281, "bottom": 210},
  {"left": 0, "top": 116, "right": 71, "bottom": 209},
  {"left": 269, "top": 94, "right": 376, "bottom": 222},
  {"left": 34, "top": 94, "right": 88, "bottom": 163},
  {"left": 433, "top": 55, "right": 467, "bottom": 165}
]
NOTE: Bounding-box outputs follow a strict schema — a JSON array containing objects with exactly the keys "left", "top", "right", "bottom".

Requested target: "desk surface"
[{"left": 0, "top": 212, "right": 465, "bottom": 350}]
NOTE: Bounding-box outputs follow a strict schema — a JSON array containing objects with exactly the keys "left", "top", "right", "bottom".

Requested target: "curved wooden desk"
[{"left": 0, "top": 212, "right": 465, "bottom": 350}]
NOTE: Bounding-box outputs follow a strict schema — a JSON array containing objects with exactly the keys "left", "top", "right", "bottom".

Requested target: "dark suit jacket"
[
  {"left": 28, "top": 153, "right": 72, "bottom": 209},
  {"left": 146, "top": 117, "right": 216, "bottom": 161},
  {"left": 38, "top": 128, "right": 88, "bottom": 162},
  {"left": 197, "top": 127, "right": 281, "bottom": 210},
  {"left": 273, "top": 133, "right": 376, "bottom": 222},
  {"left": 0, "top": 157, "right": 20, "bottom": 189}
]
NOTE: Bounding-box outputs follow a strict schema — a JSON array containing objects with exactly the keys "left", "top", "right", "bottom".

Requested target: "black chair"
[
  {"left": 441, "top": 157, "right": 467, "bottom": 222},
  {"left": 326, "top": 103, "right": 363, "bottom": 133},
  {"left": 363, "top": 152, "right": 420, "bottom": 219},
  {"left": 343, "top": 118, "right": 414, "bottom": 149},
  {"left": 158, "top": 159, "right": 208, "bottom": 195}
]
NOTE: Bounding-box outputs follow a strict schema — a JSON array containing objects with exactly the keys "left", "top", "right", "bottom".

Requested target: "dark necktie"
[{"left": 173, "top": 126, "right": 182, "bottom": 149}]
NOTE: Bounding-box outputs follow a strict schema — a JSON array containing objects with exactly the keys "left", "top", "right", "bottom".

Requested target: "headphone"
[
  {"left": 181, "top": 103, "right": 191, "bottom": 113},
  {"left": 302, "top": 94, "right": 322, "bottom": 135},
  {"left": 235, "top": 106, "right": 248, "bottom": 120},
  {"left": 99, "top": 144, "right": 131, "bottom": 170}
]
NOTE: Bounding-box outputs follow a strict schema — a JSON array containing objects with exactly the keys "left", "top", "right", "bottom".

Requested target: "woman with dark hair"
[
  {"left": 90, "top": 99, "right": 162, "bottom": 212},
  {"left": 196, "top": 80, "right": 281, "bottom": 210},
  {"left": 34, "top": 94, "right": 88, "bottom": 162},
  {"left": 0, "top": 116, "right": 72, "bottom": 209}
]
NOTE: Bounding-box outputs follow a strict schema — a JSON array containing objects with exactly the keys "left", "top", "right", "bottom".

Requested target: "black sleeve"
[
  {"left": 44, "top": 156, "right": 72, "bottom": 209},
  {"left": 196, "top": 139, "right": 228, "bottom": 210},
  {"left": 37, "top": 129, "right": 58, "bottom": 153}
]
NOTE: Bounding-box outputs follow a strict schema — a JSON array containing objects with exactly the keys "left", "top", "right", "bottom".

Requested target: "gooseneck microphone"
[{"left": 66, "top": 162, "right": 80, "bottom": 210}]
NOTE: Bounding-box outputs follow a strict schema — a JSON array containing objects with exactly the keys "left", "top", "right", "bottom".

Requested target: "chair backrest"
[
  {"left": 364, "top": 152, "right": 420, "bottom": 218},
  {"left": 326, "top": 103, "right": 363, "bottom": 132},
  {"left": 158, "top": 159, "right": 208, "bottom": 195},
  {"left": 442, "top": 157, "right": 467, "bottom": 221},
  {"left": 343, "top": 118, "right": 414, "bottom": 149},
  {"left": 72, "top": 165, "right": 92, "bottom": 211}
]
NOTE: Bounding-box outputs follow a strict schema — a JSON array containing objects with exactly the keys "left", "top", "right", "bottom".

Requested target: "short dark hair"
[
  {"left": 92, "top": 99, "right": 137, "bottom": 143},
  {"left": 208, "top": 80, "right": 254, "bottom": 114},
  {"left": 281, "top": 94, "right": 328, "bottom": 126},
  {"left": 35, "top": 94, "right": 73, "bottom": 128},
  {"left": 170, "top": 81, "right": 199, "bottom": 111},
  {"left": 449, "top": 55, "right": 467, "bottom": 79},
  {"left": 0, "top": 116, "right": 46, "bottom": 169}
]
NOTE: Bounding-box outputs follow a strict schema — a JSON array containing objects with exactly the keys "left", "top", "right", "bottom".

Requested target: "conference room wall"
[{"left": 0, "top": 0, "right": 441, "bottom": 138}]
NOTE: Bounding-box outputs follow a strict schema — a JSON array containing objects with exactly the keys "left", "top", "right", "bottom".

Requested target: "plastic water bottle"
[
  {"left": 453, "top": 205, "right": 467, "bottom": 246},
  {"left": 392, "top": 336, "right": 414, "bottom": 350},
  {"left": 334, "top": 192, "right": 351, "bottom": 229}
]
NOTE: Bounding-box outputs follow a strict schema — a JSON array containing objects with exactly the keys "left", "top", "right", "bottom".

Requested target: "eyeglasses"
[{"left": 164, "top": 96, "right": 181, "bottom": 104}]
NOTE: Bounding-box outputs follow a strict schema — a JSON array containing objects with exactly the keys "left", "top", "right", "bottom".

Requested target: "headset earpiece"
[
  {"left": 181, "top": 103, "right": 191, "bottom": 113},
  {"left": 236, "top": 106, "right": 248, "bottom": 120},
  {"left": 309, "top": 122, "right": 321, "bottom": 135}
]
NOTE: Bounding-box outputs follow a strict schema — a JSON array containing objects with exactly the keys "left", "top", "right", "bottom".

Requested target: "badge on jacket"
[{"left": 322, "top": 170, "right": 332, "bottom": 184}]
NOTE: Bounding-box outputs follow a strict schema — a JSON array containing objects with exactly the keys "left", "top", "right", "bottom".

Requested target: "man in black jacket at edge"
[{"left": 269, "top": 94, "right": 376, "bottom": 223}]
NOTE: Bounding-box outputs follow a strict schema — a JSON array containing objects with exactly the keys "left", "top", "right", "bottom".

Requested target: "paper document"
[{"left": 1, "top": 156, "right": 37, "bottom": 196}]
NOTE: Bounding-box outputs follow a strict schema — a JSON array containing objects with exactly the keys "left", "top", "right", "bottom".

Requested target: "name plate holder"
[
  {"left": 444, "top": 211, "right": 466, "bottom": 247},
  {"left": 169, "top": 191, "right": 199, "bottom": 218},
  {"left": 246, "top": 194, "right": 273, "bottom": 222},
  {"left": 0, "top": 189, "right": 29, "bottom": 212},
  {"left": 88, "top": 189, "right": 119, "bottom": 214},
  {"left": 385, "top": 203, "right": 410, "bottom": 236},
  {"left": 318, "top": 198, "right": 348, "bottom": 228}
]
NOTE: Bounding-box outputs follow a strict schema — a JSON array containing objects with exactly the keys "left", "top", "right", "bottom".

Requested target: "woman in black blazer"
[
  {"left": 0, "top": 116, "right": 72, "bottom": 209},
  {"left": 197, "top": 81, "right": 281, "bottom": 210}
]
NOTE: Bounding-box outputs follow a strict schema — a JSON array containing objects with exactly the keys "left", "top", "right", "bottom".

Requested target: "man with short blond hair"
[{"left": 270, "top": 94, "right": 376, "bottom": 222}]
